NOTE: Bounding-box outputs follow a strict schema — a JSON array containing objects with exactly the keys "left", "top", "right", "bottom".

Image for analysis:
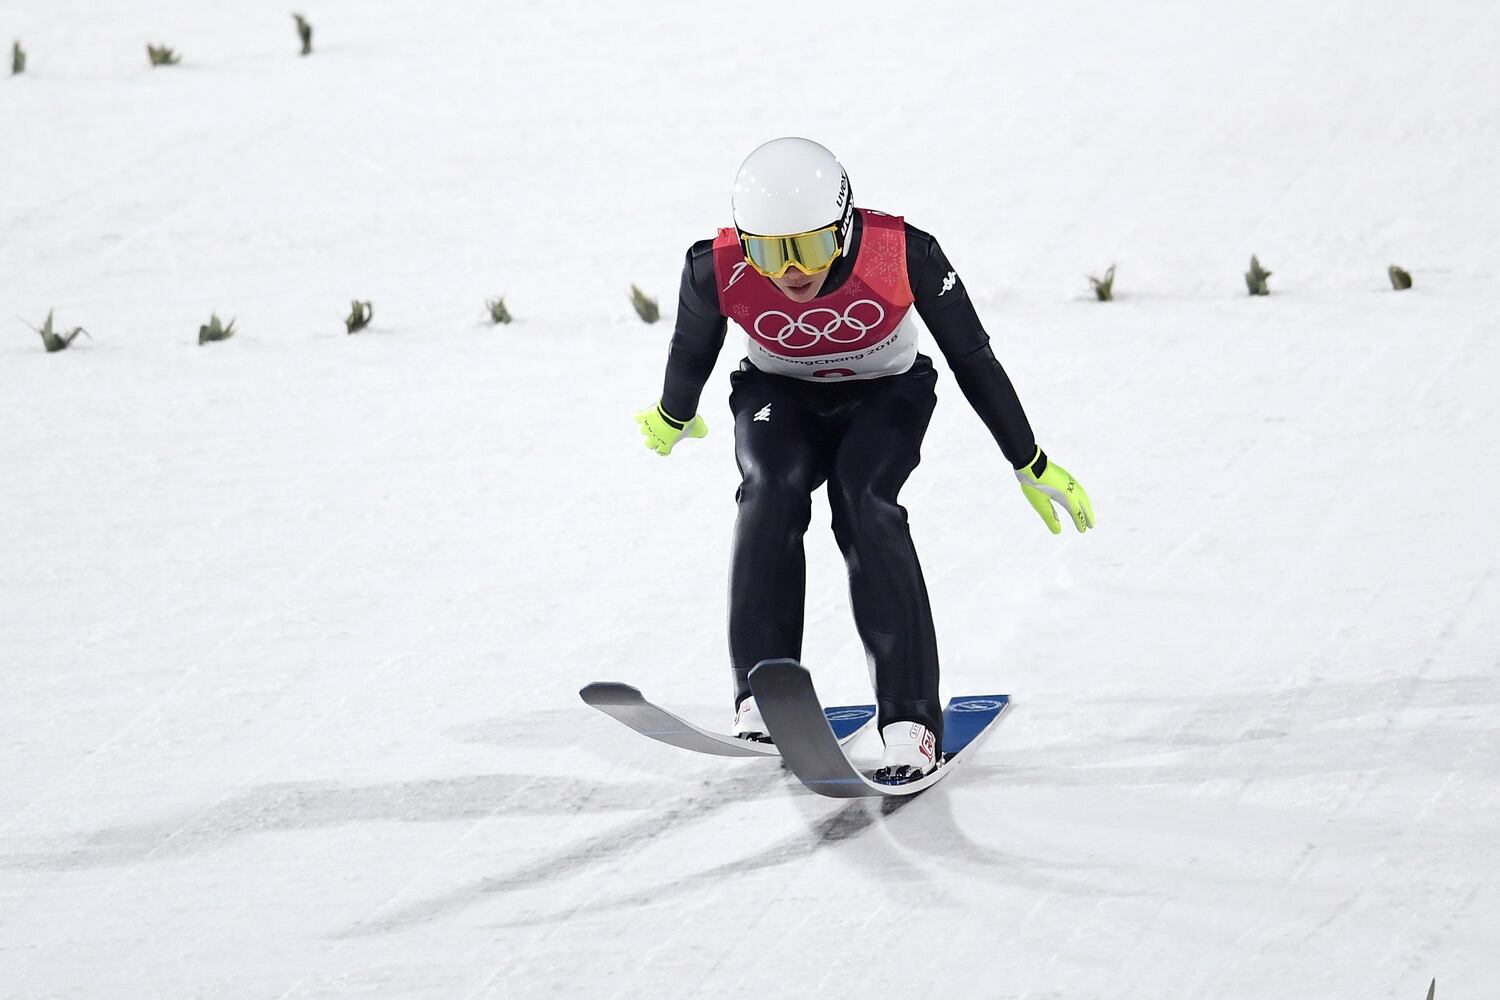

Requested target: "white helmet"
[{"left": 732, "top": 137, "right": 854, "bottom": 249}]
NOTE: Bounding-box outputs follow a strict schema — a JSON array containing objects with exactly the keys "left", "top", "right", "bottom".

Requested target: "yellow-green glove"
[
  {"left": 634, "top": 400, "right": 708, "bottom": 456},
  {"left": 1016, "top": 447, "right": 1094, "bottom": 534}
]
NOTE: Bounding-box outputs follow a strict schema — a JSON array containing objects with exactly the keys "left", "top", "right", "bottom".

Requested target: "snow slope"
[{"left": 3, "top": 1, "right": 1497, "bottom": 997}]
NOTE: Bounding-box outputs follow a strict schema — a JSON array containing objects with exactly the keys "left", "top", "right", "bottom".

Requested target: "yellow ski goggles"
[{"left": 738, "top": 225, "right": 842, "bottom": 279}]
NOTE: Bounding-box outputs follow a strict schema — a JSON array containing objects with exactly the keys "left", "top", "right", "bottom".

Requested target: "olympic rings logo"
[{"left": 752, "top": 299, "right": 886, "bottom": 351}]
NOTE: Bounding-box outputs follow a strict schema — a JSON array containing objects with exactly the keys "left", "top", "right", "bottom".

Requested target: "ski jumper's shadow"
[{"left": 329, "top": 760, "right": 898, "bottom": 937}]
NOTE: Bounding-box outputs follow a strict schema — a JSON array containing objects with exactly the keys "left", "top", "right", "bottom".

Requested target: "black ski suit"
[{"left": 659, "top": 212, "right": 1037, "bottom": 741}]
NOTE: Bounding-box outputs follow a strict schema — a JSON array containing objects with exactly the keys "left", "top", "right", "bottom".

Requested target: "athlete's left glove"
[
  {"left": 634, "top": 400, "right": 708, "bottom": 456},
  {"left": 1016, "top": 447, "right": 1095, "bottom": 534}
]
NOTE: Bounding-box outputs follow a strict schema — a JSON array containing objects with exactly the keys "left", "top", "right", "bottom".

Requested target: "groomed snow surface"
[{"left": 4, "top": 2, "right": 1498, "bottom": 997}]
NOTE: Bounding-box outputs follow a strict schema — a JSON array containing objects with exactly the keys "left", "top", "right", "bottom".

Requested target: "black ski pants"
[{"left": 727, "top": 355, "right": 943, "bottom": 742}]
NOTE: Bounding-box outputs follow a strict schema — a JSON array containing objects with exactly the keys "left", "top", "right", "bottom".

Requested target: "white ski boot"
[
  {"left": 732, "top": 695, "right": 772, "bottom": 743},
  {"left": 875, "top": 721, "right": 939, "bottom": 783}
]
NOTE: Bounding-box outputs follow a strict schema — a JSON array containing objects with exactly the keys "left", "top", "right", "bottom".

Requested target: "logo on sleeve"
[
  {"left": 939, "top": 270, "right": 958, "bottom": 296},
  {"left": 753, "top": 404, "right": 772, "bottom": 422}
]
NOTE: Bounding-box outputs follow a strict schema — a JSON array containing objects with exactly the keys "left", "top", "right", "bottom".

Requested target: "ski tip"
[
  {"left": 751, "top": 657, "right": 804, "bottom": 669},
  {"left": 747, "top": 657, "right": 808, "bottom": 680},
  {"left": 579, "top": 681, "right": 644, "bottom": 705}
]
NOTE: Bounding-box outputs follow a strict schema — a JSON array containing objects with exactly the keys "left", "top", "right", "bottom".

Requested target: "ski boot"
[
  {"left": 874, "top": 721, "right": 939, "bottom": 783},
  {"left": 732, "top": 695, "right": 772, "bottom": 743}
]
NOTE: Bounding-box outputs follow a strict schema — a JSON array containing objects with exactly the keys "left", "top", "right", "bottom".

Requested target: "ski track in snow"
[{"left": 3, "top": 1, "right": 1499, "bottom": 997}]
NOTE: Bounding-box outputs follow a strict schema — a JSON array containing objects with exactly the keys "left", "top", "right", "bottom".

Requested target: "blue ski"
[
  {"left": 580, "top": 681, "right": 875, "bottom": 758},
  {"left": 747, "top": 658, "right": 1009, "bottom": 797}
]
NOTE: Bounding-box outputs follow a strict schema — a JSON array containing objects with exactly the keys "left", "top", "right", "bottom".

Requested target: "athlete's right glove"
[
  {"left": 634, "top": 400, "right": 708, "bottom": 456},
  {"left": 1015, "top": 447, "right": 1095, "bottom": 535}
]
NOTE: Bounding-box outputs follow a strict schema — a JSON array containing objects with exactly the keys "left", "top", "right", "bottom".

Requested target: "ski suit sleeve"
[
  {"left": 906, "top": 224, "right": 1037, "bottom": 469},
  {"left": 659, "top": 240, "right": 728, "bottom": 422}
]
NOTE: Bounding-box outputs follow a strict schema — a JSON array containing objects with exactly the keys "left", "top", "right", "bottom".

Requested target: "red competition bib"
[{"left": 712, "top": 209, "right": 919, "bottom": 381}]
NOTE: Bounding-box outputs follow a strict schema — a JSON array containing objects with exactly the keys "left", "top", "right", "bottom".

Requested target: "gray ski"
[{"left": 580, "top": 681, "right": 875, "bottom": 758}]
